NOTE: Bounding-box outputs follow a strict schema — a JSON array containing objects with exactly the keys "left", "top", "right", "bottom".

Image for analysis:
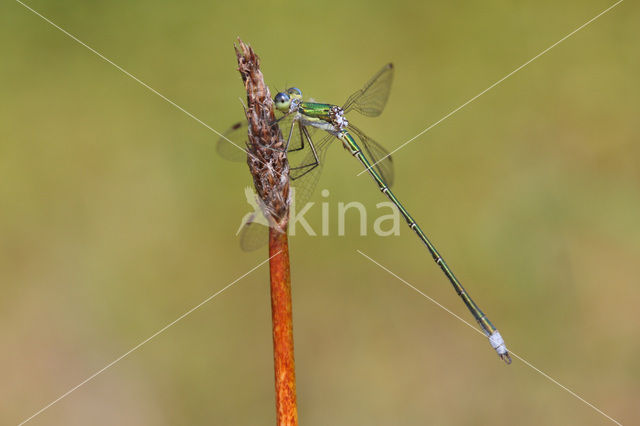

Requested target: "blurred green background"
[{"left": 2, "top": 0, "right": 638, "bottom": 424}]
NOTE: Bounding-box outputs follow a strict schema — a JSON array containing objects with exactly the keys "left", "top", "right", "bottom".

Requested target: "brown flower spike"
[{"left": 235, "top": 40, "right": 290, "bottom": 233}]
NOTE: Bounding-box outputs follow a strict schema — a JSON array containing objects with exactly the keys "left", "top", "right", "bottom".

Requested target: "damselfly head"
[{"left": 274, "top": 92, "right": 291, "bottom": 112}]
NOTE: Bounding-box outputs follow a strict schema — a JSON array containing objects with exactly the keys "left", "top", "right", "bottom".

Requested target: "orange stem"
[{"left": 269, "top": 228, "right": 298, "bottom": 426}]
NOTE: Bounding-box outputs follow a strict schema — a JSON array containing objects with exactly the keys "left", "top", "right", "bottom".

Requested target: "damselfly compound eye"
[
  {"left": 274, "top": 92, "right": 291, "bottom": 111},
  {"left": 287, "top": 87, "right": 302, "bottom": 98}
]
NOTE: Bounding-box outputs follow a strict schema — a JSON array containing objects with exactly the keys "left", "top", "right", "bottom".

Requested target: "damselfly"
[{"left": 219, "top": 64, "right": 511, "bottom": 363}]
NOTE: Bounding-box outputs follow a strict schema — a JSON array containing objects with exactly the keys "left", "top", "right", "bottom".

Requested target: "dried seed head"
[{"left": 235, "top": 39, "right": 290, "bottom": 233}]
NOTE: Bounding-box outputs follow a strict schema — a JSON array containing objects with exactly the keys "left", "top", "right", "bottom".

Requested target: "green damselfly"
[{"left": 219, "top": 64, "right": 511, "bottom": 363}]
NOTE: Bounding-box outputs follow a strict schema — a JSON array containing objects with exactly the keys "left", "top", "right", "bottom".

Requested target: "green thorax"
[{"left": 299, "top": 102, "right": 335, "bottom": 121}]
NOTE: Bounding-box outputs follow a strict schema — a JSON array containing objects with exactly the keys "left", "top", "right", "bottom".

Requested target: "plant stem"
[{"left": 269, "top": 228, "right": 298, "bottom": 426}]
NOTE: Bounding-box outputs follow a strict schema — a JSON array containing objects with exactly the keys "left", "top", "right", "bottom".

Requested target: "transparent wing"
[
  {"left": 348, "top": 125, "right": 394, "bottom": 187},
  {"left": 216, "top": 121, "right": 250, "bottom": 162},
  {"left": 237, "top": 212, "right": 270, "bottom": 252},
  {"left": 342, "top": 63, "right": 394, "bottom": 117},
  {"left": 289, "top": 131, "right": 334, "bottom": 209}
]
